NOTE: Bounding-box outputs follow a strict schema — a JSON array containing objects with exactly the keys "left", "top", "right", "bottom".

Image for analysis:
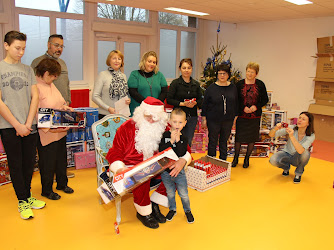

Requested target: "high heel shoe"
[{"left": 243, "top": 158, "right": 249, "bottom": 168}]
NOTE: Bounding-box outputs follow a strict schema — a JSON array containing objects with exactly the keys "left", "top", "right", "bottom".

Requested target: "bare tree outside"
[
  {"left": 158, "top": 12, "right": 188, "bottom": 27},
  {"left": 97, "top": 3, "right": 148, "bottom": 22}
]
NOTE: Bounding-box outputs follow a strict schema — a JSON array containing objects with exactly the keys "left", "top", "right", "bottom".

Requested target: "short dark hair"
[
  {"left": 216, "top": 63, "right": 231, "bottom": 78},
  {"left": 4, "top": 31, "right": 27, "bottom": 46},
  {"left": 179, "top": 58, "right": 193, "bottom": 68},
  {"left": 171, "top": 108, "right": 186, "bottom": 120},
  {"left": 294, "top": 111, "right": 315, "bottom": 136},
  {"left": 48, "top": 34, "right": 63, "bottom": 42},
  {"left": 35, "top": 58, "right": 61, "bottom": 78}
]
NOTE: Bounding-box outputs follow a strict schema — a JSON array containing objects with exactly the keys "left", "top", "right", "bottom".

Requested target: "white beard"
[{"left": 134, "top": 116, "right": 167, "bottom": 160}]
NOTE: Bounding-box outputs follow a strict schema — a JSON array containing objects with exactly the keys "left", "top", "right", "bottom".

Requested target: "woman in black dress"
[{"left": 232, "top": 62, "right": 268, "bottom": 168}]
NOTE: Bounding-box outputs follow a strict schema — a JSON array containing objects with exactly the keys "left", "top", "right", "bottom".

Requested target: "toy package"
[
  {"left": 38, "top": 108, "right": 86, "bottom": 128},
  {"left": 97, "top": 148, "right": 178, "bottom": 204}
]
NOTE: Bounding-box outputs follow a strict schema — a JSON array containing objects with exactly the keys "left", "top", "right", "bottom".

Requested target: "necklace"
[{"left": 143, "top": 74, "right": 154, "bottom": 96}]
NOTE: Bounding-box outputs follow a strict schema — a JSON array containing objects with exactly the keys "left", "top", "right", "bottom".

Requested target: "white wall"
[{"left": 201, "top": 17, "right": 334, "bottom": 118}]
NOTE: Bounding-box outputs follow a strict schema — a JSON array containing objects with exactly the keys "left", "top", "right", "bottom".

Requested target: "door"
[{"left": 95, "top": 32, "right": 147, "bottom": 79}]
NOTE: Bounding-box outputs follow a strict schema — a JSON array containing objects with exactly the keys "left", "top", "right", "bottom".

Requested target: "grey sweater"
[{"left": 92, "top": 69, "right": 128, "bottom": 115}]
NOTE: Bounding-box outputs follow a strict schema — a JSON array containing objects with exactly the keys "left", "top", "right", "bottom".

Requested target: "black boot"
[
  {"left": 136, "top": 212, "right": 159, "bottom": 229},
  {"left": 151, "top": 202, "right": 166, "bottom": 223},
  {"left": 243, "top": 157, "right": 249, "bottom": 168},
  {"left": 231, "top": 156, "right": 239, "bottom": 167}
]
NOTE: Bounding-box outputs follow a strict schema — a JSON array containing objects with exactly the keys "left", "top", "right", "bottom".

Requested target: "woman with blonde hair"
[
  {"left": 128, "top": 51, "right": 168, "bottom": 115},
  {"left": 92, "top": 50, "right": 130, "bottom": 119},
  {"left": 232, "top": 62, "right": 268, "bottom": 168}
]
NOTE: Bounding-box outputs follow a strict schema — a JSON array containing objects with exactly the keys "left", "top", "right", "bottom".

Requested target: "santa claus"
[{"left": 106, "top": 97, "right": 191, "bottom": 229}]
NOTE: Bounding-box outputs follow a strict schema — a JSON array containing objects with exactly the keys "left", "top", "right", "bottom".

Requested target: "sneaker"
[
  {"left": 67, "top": 171, "right": 75, "bottom": 178},
  {"left": 18, "top": 200, "right": 34, "bottom": 220},
  {"left": 293, "top": 175, "right": 301, "bottom": 184},
  {"left": 166, "top": 210, "right": 177, "bottom": 221},
  {"left": 185, "top": 211, "right": 194, "bottom": 224},
  {"left": 28, "top": 196, "right": 46, "bottom": 209},
  {"left": 282, "top": 170, "right": 289, "bottom": 176}
]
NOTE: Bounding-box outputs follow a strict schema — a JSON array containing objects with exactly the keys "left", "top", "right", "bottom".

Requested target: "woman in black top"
[
  {"left": 167, "top": 58, "right": 203, "bottom": 146},
  {"left": 232, "top": 62, "right": 268, "bottom": 168},
  {"left": 201, "top": 64, "right": 238, "bottom": 160}
]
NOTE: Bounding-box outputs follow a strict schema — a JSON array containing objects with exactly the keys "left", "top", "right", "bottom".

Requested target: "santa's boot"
[
  {"left": 136, "top": 213, "right": 159, "bottom": 229},
  {"left": 151, "top": 202, "right": 166, "bottom": 223}
]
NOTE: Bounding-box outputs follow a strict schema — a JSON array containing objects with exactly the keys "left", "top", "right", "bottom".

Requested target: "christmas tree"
[{"left": 200, "top": 22, "right": 242, "bottom": 89}]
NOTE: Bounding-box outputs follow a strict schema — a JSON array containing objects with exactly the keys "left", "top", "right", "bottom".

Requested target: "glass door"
[{"left": 96, "top": 33, "right": 147, "bottom": 79}]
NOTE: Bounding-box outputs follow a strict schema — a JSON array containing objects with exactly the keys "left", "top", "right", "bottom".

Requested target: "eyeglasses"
[
  {"left": 218, "top": 72, "right": 227, "bottom": 76},
  {"left": 50, "top": 42, "right": 65, "bottom": 49}
]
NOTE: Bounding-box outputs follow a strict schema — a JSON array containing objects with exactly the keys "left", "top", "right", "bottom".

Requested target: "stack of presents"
[{"left": 308, "top": 36, "right": 334, "bottom": 143}]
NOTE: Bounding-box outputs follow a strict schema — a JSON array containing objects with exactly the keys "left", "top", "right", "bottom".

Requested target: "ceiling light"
[
  {"left": 164, "top": 7, "right": 209, "bottom": 16},
  {"left": 284, "top": 0, "right": 313, "bottom": 5}
]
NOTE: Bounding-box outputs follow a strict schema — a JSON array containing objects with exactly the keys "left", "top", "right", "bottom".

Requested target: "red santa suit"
[
  {"left": 106, "top": 97, "right": 192, "bottom": 217},
  {"left": 106, "top": 119, "right": 167, "bottom": 215}
]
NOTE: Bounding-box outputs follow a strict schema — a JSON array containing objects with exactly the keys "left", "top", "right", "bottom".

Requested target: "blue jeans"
[
  {"left": 269, "top": 150, "right": 310, "bottom": 175},
  {"left": 160, "top": 169, "right": 191, "bottom": 212},
  {"left": 181, "top": 116, "right": 198, "bottom": 146}
]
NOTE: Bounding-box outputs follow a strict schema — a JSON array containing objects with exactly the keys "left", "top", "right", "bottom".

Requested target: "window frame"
[
  {"left": 14, "top": 6, "right": 87, "bottom": 87},
  {"left": 158, "top": 23, "right": 199, "bottom": 83}
]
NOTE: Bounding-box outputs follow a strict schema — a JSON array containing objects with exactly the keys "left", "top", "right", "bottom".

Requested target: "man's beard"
[{"left": 134, "top": 118, "right": 166, "bottom": 160}]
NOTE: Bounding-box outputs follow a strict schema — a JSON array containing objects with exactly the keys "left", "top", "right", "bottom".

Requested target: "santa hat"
[{"left": 140, "top": 97, "right": 165, "bottom": 114}]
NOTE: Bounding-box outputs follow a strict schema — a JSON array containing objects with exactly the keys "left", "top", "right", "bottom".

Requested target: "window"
[
  {"left": 180, "top": 31, "right": 196, "bottom": 71},
  {"left": 97, "top": 3, "right": 149, "bottom": 23},
  {"left": 159, "top": 29, "right": 177, "bottom": 79},
  {"left": 15, "top": 0, "right": 84, "bottom": 14},
  {"left": 56, "top": 18, "right": 83, "bottom": 81},
  {"left": 159, "top": 12, "right": 197, "bottom": 28},
  {"left": 19, "top": 14, "right": 50, "bottom": 66}
]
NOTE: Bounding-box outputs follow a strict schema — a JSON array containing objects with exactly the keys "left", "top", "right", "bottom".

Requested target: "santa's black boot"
[
  {"left": 136, "top": 212, "right": 159, "bottom": 229},
  {"left": 151, "top": 202, "right": 166, "bottom": 223}
]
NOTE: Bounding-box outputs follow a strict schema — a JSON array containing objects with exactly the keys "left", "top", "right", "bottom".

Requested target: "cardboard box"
[
  {"left": 308, "top": 104, "right": 334, "bottom": 142},
  {"left": 186, "top": 156, "right": 231, "bottom": 192},
  {"left": 315, "top": 57, "right": 334, "bottom": 80},
  {"left": 316, "top": 99, "right": 334, "bottom": 106},
  {"left": 317, "top": 36, "right": 334, "bottom": 54},
  {"left": 314, "top": 81, "right": 334, "bottom": 101},
  {"left": 38, "top": 108, "right": 86, "bottom": 128}
]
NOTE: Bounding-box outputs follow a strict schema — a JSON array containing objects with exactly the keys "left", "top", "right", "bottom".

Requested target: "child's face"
[
  {"left": 4, "top": 40, "right": 26, "bottom": 63},
  {"left": 169, "top": 114, "right": 187, "bottom": 131}
]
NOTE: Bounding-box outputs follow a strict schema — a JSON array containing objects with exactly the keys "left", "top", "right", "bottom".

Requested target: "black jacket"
[{"left": 167, "top": 76, "right": 203, "bottom": 117}]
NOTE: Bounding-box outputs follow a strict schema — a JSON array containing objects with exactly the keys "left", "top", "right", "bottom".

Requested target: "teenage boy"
[{"left": 0, "top": 31, "right": 46, "bottom": 220}]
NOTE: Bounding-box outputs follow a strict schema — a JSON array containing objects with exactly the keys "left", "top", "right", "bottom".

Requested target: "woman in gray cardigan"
[{"left": 92, "top": 50, "right": 130, "bottom": 119}]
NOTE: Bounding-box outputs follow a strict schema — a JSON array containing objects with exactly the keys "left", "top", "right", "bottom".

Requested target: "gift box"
[
  {"left": 74, "top": 151, "right": 96, "bottom": 169},
  {"left": 186, "top": 155, "right": 231, "bottom": 192},
  {"left": 66, "top": 142, "right": 85, "bottom": 167},
  {"left": 98, "top": 148, "right": 178, "bottom": 203},
  {"left": 0, "top": 155, "right": 11, "bottom": 186},
  {"left": 74, "top": 108, "right": 98, "bottom": 127},
  {"left": 38, "top": 108, "right": 86, "bottom": 128}
]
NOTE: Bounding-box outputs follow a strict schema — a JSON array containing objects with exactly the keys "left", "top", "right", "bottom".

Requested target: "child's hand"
[
  {"left": 15, "top": 123, "right": 31, "bottom": 137},
  {"left": 169, "top": 158, "right": 186, "bottom": 177},
  {"left": 170, "top": 129, "right": 177, "bottom": 144}
]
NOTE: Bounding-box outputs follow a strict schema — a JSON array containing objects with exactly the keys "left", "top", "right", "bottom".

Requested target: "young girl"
[
  {"left": 0, "top": 31, "right": 45, "bottom": 220},
  {"left": 269, "top": 112, "right": 315, "bottom": 183},
  {"left": 35, "top": 58, "right": 74, "bottom": 200}
]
